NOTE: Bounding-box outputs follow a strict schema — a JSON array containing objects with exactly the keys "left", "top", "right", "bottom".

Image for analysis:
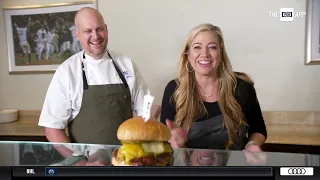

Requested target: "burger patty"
[{"left": 113, "top": 149, "right": 173, "bottom": 166}]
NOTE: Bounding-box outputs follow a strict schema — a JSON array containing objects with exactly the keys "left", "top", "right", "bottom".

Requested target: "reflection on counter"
[
  {"left": 0, "top": 110, "right": 320, "bottom": 155},
  {"left": 0, "top": 141, "right": 319, "bottom": 167},
  {"left": 20, "top": 143, "right": 64, "bottom": 165},
  {"left": 174, "top": 149, "right": 229, "bottom": 166}
]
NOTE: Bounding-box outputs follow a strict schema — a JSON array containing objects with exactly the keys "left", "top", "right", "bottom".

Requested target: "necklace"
[
  {"left": 198, "top": 84, "right": 216, "bottom": 98},
  {"left": 203, "top": 93, "right": 212, "bottom": 98},
  {"left": 197, "top": 80, "right": 218, "bottom": 98}
]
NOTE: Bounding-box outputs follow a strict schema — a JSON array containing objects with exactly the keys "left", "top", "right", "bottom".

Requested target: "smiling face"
[
  {"left": 190, "top": 150, "right": 220, "bottom": 166},
  {"left": 75, "top": 8, "right": 108, "bottom": 59},
  {"left": 187, "top": 30, "right": 221, "bottom": 76}
]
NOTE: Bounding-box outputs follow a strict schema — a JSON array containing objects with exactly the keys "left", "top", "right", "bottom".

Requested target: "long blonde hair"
[{"left": 172, "top": 23, "right": 253, "bottom": 149}]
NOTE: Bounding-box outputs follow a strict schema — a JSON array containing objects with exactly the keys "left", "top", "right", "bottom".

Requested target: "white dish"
[{"left": 0, "top": 109, "right": 19, "bottom": 123}]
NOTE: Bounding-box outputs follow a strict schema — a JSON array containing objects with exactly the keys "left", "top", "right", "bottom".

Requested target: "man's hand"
[
  {"left": 85, "top": 160, "right": 106, "bottom": 166},
  {"left": 74, "top": 160, "right": 88, "bottom": 166},
  {"left": 166, "top": 119, "right": 188, "bottom": 148}
]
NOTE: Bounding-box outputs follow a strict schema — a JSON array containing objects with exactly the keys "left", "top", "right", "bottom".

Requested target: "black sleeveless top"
[{"left": 160, "top": 73, "right": 267, "bottom": 150}]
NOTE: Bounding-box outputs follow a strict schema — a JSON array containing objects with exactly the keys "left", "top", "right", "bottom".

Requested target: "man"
[
  {"left": 38, "top": 7, "right": 149, "bottom": 145},
  {"left": 14, "top": 22, "right": 31, "bottom": 63},
  {"left": 34, "top": 31, "right": 47, "bottom": 61},
  {"left": 35, "top": 25, "right": 47, "bottom": 60},
  {"left": 57, "top": 24, "right": 72, "bottom": 58},
  {"left": 45, "top": 28, "right": 57, "bottom": 60},
  {"left": 69, "top": 23, "right": 82, "bottom": 55}
]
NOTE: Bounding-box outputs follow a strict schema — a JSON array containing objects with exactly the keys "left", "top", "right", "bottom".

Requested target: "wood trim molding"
[
  {"left": 18, "top": 110, "right": 41, "bottom": 120},
  {"left": 14, "top": 109, "right": 320, "bottom": 125},
  {"left": 18, "top": 110, "right": 41, "bottom": 117},
  {"left": 16, "top": 105, "right": 162, "bottom": 121}
]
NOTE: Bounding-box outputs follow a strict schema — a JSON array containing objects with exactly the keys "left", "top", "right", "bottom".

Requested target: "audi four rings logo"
[
  {"left": 288, "top": 168, "right": 306, "bottom": 175},
  {"left": 280, "top": 167, "right": 314, "bottom": 176}
]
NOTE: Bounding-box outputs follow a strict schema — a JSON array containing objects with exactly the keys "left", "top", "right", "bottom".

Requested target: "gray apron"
[
  {"left": 68, "top": 51, "right": 133, "bottom": 145},
  {"left": 187, "top": 114, "right": 248, "bottom": 150}
]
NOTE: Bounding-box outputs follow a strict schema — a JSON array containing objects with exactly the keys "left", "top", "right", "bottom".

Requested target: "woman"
[
  {"left": 160, "top": 23, "right": 267, "bottom": 152},
  {"left": 187, "top": 149, "right": 228, "bottom": 166}
]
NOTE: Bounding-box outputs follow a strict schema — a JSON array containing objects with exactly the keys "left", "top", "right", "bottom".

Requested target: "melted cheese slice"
[{"left": 117, "top": 141, "right": 172, "bottom": 165}]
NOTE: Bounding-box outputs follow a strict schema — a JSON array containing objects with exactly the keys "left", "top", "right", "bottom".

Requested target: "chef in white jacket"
[{"left": 38, "top": 7, "right": 149, "bottom": 146}]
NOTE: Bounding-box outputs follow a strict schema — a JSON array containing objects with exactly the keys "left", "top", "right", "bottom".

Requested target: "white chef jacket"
[{"left": 38, "top": 50, "right": 150, "bottom": 129}]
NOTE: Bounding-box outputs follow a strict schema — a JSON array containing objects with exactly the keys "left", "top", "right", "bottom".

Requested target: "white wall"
[{"left": 0, "top": 0, "right": 319, "bottom": 111}]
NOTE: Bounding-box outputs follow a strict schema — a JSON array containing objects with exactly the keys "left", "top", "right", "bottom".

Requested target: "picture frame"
[
  {"left": 305, "top": 0, "right": 320, "bottom": 65},
  {"left": 3, "top": 1, "right": 97, "bottom": 74}
]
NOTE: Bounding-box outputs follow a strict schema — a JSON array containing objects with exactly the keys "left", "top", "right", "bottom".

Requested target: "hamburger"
[{"left": 111, "top": 117, "right": 173, "bottom": 166}]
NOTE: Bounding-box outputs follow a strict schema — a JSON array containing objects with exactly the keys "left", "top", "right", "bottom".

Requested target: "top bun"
[{"left": 117, "top": 117, "right": 171, "bottom": 141}]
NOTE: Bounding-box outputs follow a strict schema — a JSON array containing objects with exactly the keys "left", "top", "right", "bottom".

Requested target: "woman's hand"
[
  {"left": 166, "top": 119, "right": 188, "bottom": 148},
  {"left": 243, "top": 142, "right": 267, "bottom": 165}
]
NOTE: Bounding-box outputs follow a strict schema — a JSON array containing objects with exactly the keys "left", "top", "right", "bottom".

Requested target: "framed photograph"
[
  {"left": 305, "top": 0, "right": 320, "bottom": 64},
  {"left": 3, "top": 1, "right": 97, "bottom": 74}
]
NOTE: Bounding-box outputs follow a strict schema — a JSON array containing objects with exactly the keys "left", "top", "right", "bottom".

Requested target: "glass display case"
[{"left": 0, "top": 141, "right": 319, "bottom": 167}]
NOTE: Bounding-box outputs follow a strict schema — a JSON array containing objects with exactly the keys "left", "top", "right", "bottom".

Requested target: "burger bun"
[{"left": 117, "top": 117, "right": 171, "bottom": 142}]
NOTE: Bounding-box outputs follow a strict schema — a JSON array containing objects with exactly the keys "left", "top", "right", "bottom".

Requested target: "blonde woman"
[{"left": 160, "top": 23, "right": 267, "bottom": 152}]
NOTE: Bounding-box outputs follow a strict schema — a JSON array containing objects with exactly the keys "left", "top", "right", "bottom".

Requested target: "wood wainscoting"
[{"left": 0, "top": 106, "right": 162, "bottom": 143}]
